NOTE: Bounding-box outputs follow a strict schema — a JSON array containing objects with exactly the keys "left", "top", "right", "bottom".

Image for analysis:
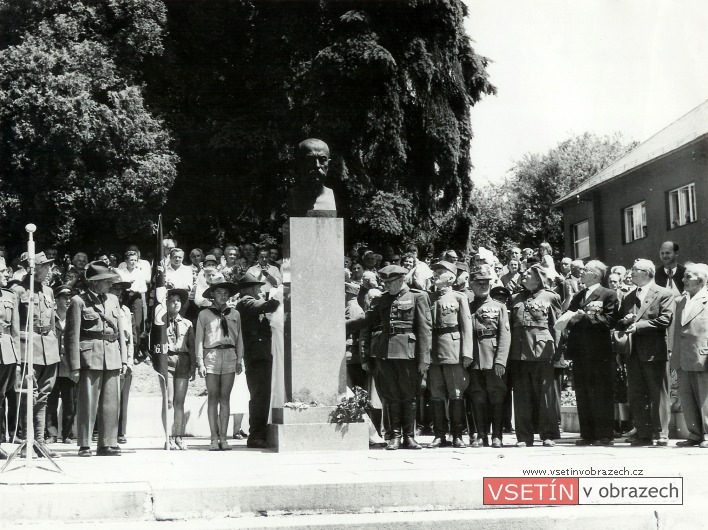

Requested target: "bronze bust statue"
[{"left": 288, "top": 138, "right": 337, "bottom": 218}]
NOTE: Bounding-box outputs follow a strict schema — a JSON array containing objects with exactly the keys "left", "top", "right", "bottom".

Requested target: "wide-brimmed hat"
[
  {"left": 167, "top": 288, "right": 189, "bottom": 305},
  {"left": 85, "top": 261, "right": 117, "bottom": 281},
  {"left": 234, "top": 272, "right": 265, "bottom": 290},
  {"left": 470, "top": 265, "right": 494, "bottom": 281},
  {"left": 21, "top": 252, "right": 54, "bottom": 266}
]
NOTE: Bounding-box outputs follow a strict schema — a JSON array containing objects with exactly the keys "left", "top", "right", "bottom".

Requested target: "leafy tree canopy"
[{"left": 469, "top": 132, "right": 637, "bottom": 257}]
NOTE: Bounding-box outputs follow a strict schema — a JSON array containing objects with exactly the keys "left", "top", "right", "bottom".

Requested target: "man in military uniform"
[
  {"left": 509, "top": 264, "right": 562, "bottom": 447},
  {"left": 65, "top": 262, "right": 127, "bottom": 457},
  {"left": 426, "top": 261, "right": 473, "bottom": 448},
  {"left": 234, "top": 273, "right": 280, "bottom": 449},
  {"left": 11, "top": 252, "right": 60, "bottom": 456},
  {"left": 0, "top": 284, "right": 19, "bottom": 459},
  {"left": 360, "top": 265, "right": 432, "bottom": 450},
  {"left": 468, "top": 266, "right": 511, "bottom": 448},
  {"left": 453, "top": 262, "right": 474, "bottom": 305}
]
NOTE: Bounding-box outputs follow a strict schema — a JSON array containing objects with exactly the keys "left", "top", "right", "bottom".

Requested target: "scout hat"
[
  {"left": 378, "top": 265, "right": 407, "bottom": 281},
  {"left": 455, "top": 262, "right": 469, "bottom": 274},
  {"left": 470, "top": 265, "right": 494, "bottom": 281},
  {"left": 53, "top": 284, "right": 73, "bottom": 298},
  {"left": 431, "top": 261, "right": 457, "bottom": 275},
  {"left": 234, "top": 272, "right": 265, "bottom": 290},
  {"left": 85, "top": 261, "right": 117, "bottom": 281},
  {"left": 167, "top": 288, "right": 189, "bottom": 305},
  {"left": 21, "top": 251, "right": 53, "bottom": 266},
  {"left": 203, "top": 271, "right": 239, "bottom": 298}
]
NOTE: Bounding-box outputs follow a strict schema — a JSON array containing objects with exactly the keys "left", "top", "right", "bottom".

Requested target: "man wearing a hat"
[
  {"left": 65, "top": 262, "right": 127, "bottom": 456},
  {"left": 508, "top": 264, "right": 562, "bottom": 447},
  {"left": 358, "top": 265, "right": 432, "bottom": 450},
  {"left": 427, "top": 261, "right": 473, "bottom": 448},
  {"left": 453, "top": 262, "right": 474, "bottom": 305},
  {"left": 11, "top": 251, "right": 60, "bottom": 456},
  {"left": 467, "top": 265, "right": 511, "bottom": 448},
  {"left": 194, "top": 255, "right": 220, "bottom": 308},
  {"left": 109, "top": 271, "right": 135, "bottom": 446},
  {"left": 234, "top": 273, "right": 280, "bottom": 449},
  {"left": 0, "top": 277, "right": 19, "bottom": 459}
]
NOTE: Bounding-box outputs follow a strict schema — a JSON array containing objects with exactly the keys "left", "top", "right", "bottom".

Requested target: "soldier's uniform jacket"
[
  {"left": 470, "top": 296, "right": 511, "bottom": 370},
  {"left": 509, "top": 288, "right": 561, "bottom": 362},
  {"left": 235, "top": 296, "right": 280, "bottom": 362},
  {"left": 429, "top": 289, "right": 473, "bottom": 365},
  {"left": 12, "top": 279, "right": 59, "bottom": 365},
  {"left": 360, "top": 284, "right": 432, "bottom": 365},
  {"left": 0, "top": 288, "right": 20, "bottom": 365},
  {"left": 65, "top": 290, "right": 126, "bottom": 371}
]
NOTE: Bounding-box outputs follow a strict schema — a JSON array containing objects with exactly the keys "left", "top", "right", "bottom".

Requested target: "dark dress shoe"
[
  {"left": 676, "top": 439, "right": 700, "bottom": 447},
  {"left": 575, "top": 439, "right": 594, "bottom": 446},
  {"left": 655, "top": 438, "right": 669, "bottom": 446},
  {"left": 385, "top": 438, "right": 401, "bottom": 450},
  {"left": 491, "top": 438, "right": 503, "bottom": 448},
  {"left": 117, "top": 435, "right": 127, "bottom": 445},
  {"left": 96, "top": 446, "right": 122, "bottom": 456},
  {"left": 246, "top": 438, "right": 268, "bottom": 449},
  {"left": 401, "top": 436, "right": 422, "bottom": 449},
  {"left": 630, "top": 438, "right": 653, "bottom": 447},
  {"left": 593, "top": 438, "right": 614, "bottom": 446},
  {"left": 78, "top": 447, "right": 92, "bottom": 457},
  {"left": 427, "top": 437, "right": 449, "bottom": 448}
]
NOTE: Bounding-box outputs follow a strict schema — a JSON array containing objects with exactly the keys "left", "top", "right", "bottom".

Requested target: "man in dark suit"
[
  {"left": 654, "top": 241, "right": 686, "bottom": 294},
  {"left": 616, "top": 259, "right": 675, "bottom": 446},
  {"left": 565, "top": 260, "right": 619, "bottom": 446}
]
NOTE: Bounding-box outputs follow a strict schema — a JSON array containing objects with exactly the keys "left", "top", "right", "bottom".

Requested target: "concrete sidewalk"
[{"left": 0, "top": 432, "right": 705, "bottom": 528}]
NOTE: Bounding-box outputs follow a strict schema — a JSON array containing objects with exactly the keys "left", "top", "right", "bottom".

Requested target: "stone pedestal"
[{"left": 267, "top": 217, "right": 368, "bottom": 452}]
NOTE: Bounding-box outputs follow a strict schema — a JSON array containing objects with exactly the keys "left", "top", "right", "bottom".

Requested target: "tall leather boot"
[
  {"left": 385, "top": 403, "right": 401, "bottom": 450},
  {"left": 382, "top": 404, "right": 391, "bottom": 441},
  {"left": 450, "top": 400, "right": 467, "bottom": 448},
  {"left": 427, "top": 400, "right": 449, "bottom": 448},
  {"left": 465, "top": 396, "right": 477, "bottom": 445},
  {"left": 470, "top": 398, "right": 488, "bottom": 448},
  {"left": 401, "top": 400, "right": 422, "bottom": 449},
  {"left": 490, "top": 401, "right": 504, "bottom": 448}
]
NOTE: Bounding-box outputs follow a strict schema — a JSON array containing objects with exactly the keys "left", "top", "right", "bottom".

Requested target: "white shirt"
[
  {"left": 165, "top": 263, "right": 194, "bottom": 291},
  {"left": 247, "top": 264, "right": 282, "bottom": 296},
  {"left": 583, "top": 282, "right": 600, "bottom": 302},
  {"left": 118, "top": 259, "right": 152, "bottom": 284}
]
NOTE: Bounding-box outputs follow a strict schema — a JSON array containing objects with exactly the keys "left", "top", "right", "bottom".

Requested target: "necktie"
[
  {"left": 171, "top": 318, "right": 179, "bottom": 342},
  {"left": 635, "top": 287, "right": 642, "bottom": 309},
  {"left": 666, "top": 269, "right": 673, "bottom": 289},
  {"left": 209, "top": 307, "right": 231, "bottom": 336}
]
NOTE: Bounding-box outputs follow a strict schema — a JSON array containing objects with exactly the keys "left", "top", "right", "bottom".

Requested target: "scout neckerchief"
[{"left": 208, "top": 306, "right": 231, "bottom": 336}]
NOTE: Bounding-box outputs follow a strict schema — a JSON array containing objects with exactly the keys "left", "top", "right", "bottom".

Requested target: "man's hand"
[
  {"left": 190, "top": 368, "right": 196, "bottom": 382},
  {"left": 198, "top": 363, "right": 206, "bottom": 378},
  {"left": 494, "top": 364, "right": 505, "bottom": 378},
  {"left": 463, "top": 358, "right": 472, "bottom": 369},
  {"left": 69, "top": 370, "right": 80, "bottom": 384},
  {"left": 235, "top": 362, "right": 243, "bottom": 375},
  {"left": 361, "top": 362, "right": 370, "bottom": 372},
  {"left": 418, "top": 362, "right": 429, "bottom": 375},
  {"left": 120, "top": 363, "right": 127, "bottom": 376},
  {"left": 625, "top": 323, "right": 637, "bottom": 334}
]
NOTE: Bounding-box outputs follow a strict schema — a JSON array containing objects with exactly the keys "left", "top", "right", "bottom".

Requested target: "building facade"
[{"left": 556, "top": 101, "right": 708, "bottom": 268}]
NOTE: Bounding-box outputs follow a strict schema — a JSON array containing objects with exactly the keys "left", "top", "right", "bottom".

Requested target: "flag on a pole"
[{"left": 149, "top": 214, "right": 169, "bottom": 378}]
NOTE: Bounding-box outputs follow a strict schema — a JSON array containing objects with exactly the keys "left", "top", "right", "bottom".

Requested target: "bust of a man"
[{"left": 288, "top": 138, "right": 337, "bottom": 218}]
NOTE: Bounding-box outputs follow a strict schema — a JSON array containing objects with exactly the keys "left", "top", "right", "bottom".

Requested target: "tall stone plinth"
[{"left": 267, "top": 217, "right": 368, "bottom": 452}]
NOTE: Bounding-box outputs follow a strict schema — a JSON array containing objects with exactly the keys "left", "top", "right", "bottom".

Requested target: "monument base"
[{"left": 267, "top": 406, "right": 369, "bottom": 453}]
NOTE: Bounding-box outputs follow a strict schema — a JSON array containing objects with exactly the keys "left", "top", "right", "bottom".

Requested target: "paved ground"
[{"left": 0, "top": 431, "right": 706, "bottom": 528}]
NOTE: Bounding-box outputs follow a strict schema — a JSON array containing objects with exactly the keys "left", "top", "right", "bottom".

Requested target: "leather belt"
[
  {"left": 434, "top": 326, "right": 459, "bottom": 335},
  {"left": 206, "top": 344, "right": 235, "bottom": 350},
  {"left": 476, "top": 328, "right": 495, "bottom": 338},
  {"left": 81, "top": 330, "right": 119, "bottom": 342},
  {"left": 389, "top": 326, "right": 414, "bottom": 335},
  {"left": 34, "top": 325, "right": 52, "bottom": 335}
]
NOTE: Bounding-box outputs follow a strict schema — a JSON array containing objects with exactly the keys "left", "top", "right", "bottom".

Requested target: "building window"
[
  {"left": 624, "top": 201, "right": 647, "bottom": 243},
  {"left": 668, "top": 183, "right": 697, "bottom": 228},
  {"left": 573, "top": 220, "right": 590, "bottom": 259}
]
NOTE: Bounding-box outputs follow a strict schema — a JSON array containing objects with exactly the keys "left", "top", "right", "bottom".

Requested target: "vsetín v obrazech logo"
[{"left": 483, "top": 477, "right": 682, "bottom": 505}]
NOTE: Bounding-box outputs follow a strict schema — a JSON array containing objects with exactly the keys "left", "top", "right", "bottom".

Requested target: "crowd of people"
[
  {"left": 0, "top": 240, "right": 284, "bottom": 458},
  {"left": 1, "top": 235, "right": 706, "bottom": 459},
  {"left": 345, "top": 240, "right": 708, "bottom": 449}
]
